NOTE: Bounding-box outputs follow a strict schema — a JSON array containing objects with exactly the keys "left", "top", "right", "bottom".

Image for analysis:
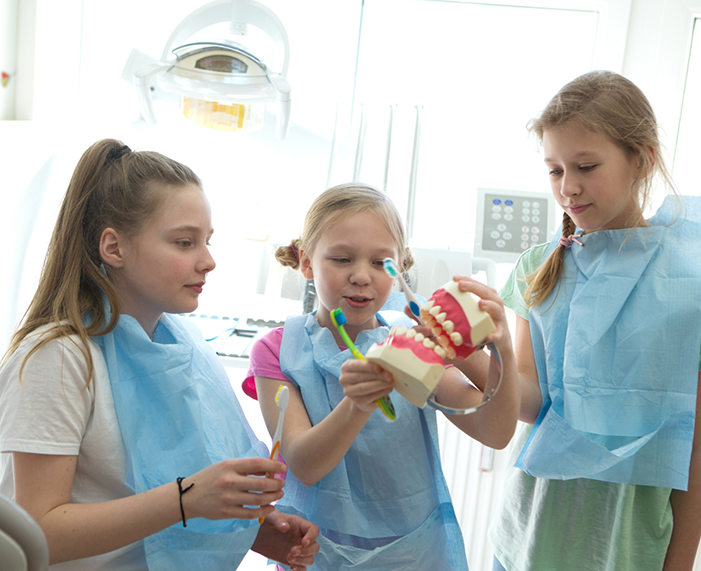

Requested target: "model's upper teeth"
[
  {"left": 388, "top": 325, "right": 447, "bottom": 358},
  {"left": 422, "top": 302, "right": 463, "bottom": 348}
]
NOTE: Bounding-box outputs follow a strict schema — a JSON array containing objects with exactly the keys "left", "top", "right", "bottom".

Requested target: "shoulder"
[
  {"left": 0, "top": 327, "right": 107, "bottom": 454},
  {"left": 4, "top": 325, "right": 100, "bottom": 374},
  {"left": 515, "top": 242, "right": 550, "bottom": 275},
  {"left": 250, "top": 327, "right": 285, "bottom": 359},
  {"left": 0, "top": 325, "right": 107, "bottom": 399},
  {"left": 244, "top": 328, "right": 288, "bottom": 398},
  {"left": 499, "top": 243, "right": 550, "bottom": 320}
]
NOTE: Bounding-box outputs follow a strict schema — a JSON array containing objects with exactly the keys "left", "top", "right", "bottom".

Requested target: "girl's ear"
[
  {"left": 636, "top": 145, "right": 656, "bottom": 177},
  {"left": 100, "top": 228, "right": 127, "bottom": 268},
  {"left": 300, "top": 249, "right": 314, "bottom": 279}
]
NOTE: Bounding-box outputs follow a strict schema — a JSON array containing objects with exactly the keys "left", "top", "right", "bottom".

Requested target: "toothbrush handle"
[
  {"left": 259, "top": 440, "right": 283, "bottom": 523},
  {"left": 397, "top": 275, "right": 423, "bottom": 323},
  {"left": 338, "top": 326, "right": 397, "bottom": 420}
]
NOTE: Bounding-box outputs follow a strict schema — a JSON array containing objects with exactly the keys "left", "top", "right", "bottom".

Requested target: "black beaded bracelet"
[{"left": 176, "top": 477, "right": 195, "bottom": 527}]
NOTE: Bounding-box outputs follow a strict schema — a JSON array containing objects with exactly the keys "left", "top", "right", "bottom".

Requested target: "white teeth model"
[
  {"left": 365, "top": 280, "right": 495, "bottom": 409},
  {"left": 420, "top": 281, "right": 495, "bottom": 360},
  {"left": 366, "top": 324, "right": 447, "bottom": 408}
]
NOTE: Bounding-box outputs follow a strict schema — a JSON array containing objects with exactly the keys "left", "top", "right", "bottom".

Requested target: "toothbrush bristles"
[
  {"left": 383, "top": 257, "right": 398, "bottom": 278},
  {"left": 331, "top": 308, "right": 347, "bottom": 326}
]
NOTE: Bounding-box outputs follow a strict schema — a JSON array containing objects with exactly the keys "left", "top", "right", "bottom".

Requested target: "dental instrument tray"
[{"left": 182, "top": 313, "right": 284, "bottom": 358}]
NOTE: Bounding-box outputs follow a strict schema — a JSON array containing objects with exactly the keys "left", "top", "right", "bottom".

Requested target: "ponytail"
[{"left": 3, "top": 139, "right": 201, "bottom": 384}]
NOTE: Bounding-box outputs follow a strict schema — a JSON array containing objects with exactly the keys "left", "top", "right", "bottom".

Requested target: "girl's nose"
[
  {"left": 560, "top": 171, "right": 581, "bottom": 197},
  {"left": 198, "top": 246, "right": 216, "bottom": 274},
  {"left": 349, "top": 262, "right": 371, "bottom": 285}
]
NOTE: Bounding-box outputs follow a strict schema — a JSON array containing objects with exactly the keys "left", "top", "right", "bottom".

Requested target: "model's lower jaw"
[{"left": 365, "top": 325, "right": 446, "bottom": 408}]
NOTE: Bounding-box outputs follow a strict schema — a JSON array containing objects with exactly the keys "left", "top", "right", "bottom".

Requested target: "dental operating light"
[{"left": 133, "top": 0, "right": 291, "bottom": 138}]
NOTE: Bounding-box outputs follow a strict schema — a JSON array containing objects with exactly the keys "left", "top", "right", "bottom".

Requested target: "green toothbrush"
[{"left": 330, "top": 308, "right": 396, "bottom": 421}]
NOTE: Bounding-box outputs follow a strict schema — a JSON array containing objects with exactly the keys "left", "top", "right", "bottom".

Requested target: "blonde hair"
[
  {"left": 524, "top": 70, "right": 676, "bottom": 307},
  {"left": 276, "top": 183, "right": 413, "bottom": 271},
  {"left": 4, "top": 138, "right": 201, "bottom": 383}
]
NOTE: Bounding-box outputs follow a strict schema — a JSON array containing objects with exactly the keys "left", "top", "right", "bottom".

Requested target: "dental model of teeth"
[
  {"left": 365, "top": 325, "right": 447, "bottom": 408},
  {"left": 365, "top": 280, "right": 496, "bottom": 408},
  {"left": 420, "top": 280, "right": 496, "bottom": 360}
]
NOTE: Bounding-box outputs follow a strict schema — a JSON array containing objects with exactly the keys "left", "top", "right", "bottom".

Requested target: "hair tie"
[
  {"left": 559, "top": 233, "right": 584, "bottom": 249},
  {"left": 176, "top": 477, "right": 195, "bottom": 527},
  {"left": 290, "top": 242, "right": 299, "bottom": 261},
  {"left": 105, "top": 145, "right": 131, "bottom": 166}
]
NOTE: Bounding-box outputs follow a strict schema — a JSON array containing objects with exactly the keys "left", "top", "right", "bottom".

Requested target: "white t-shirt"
[{"left": 0, "top": 327, "right": 147, "bottom": 570}]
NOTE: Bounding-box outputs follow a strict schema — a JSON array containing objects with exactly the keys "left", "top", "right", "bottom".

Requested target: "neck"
[
  {"left": 122, "top": 311, "right": 163, "bottom": 341},
  {"left": 147, "top": 315, "right": 162, "bottom": 340}
]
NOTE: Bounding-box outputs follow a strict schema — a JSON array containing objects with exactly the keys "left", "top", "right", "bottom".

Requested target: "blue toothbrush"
[{"left": 383, "top": 258, "right": 424, "bottom": 325}]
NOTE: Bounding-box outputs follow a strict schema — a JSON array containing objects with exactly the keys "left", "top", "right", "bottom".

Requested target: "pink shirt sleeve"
[{"left": 242, "top": 327, "right": 288, "bottom": 400}]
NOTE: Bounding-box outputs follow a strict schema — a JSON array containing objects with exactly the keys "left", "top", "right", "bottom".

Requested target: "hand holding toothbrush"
[
  {"left": 260, "top": 385, "right": 290, "bottom": 522},
  {"left": 331, "top": 308, "right": 397, "bottom": 420}
]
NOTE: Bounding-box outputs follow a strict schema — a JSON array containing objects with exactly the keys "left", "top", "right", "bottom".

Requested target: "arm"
[
  {"left": 662, "top": 372, "right": 701, "bottom": 571},
  {"left": 434, "top": 277, "right": 520, "bottom": 449},
  {"left": 256, "top": 359, "right": 394, "bottom": 486},
  {"left": 512, "top": 315, "right": 543, "bottom": 423},
  {"left": 13, "top": 451, "right": 287, "bottom": 564}
]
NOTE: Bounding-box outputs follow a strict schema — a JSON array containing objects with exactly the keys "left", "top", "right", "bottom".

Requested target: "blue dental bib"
[
  {"left": 93, "top": 313, "right": 268, "bottom": 570},
  {"left": 277, "top": 313, "right": 468, "bottom": 570},
  {"left": 517, "top": 196, "right": 701, "bottom": 490}
]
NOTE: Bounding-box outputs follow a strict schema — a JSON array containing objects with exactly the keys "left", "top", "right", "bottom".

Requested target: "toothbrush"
[
  {"left": 330, "top": 308, "right": 396, "bottom": 421},
  {"left": 260, "top": 384, "right": 289, "bottom": 522},
  {"left": 383, "top": 257, "right": 424, "bottom": 325}
]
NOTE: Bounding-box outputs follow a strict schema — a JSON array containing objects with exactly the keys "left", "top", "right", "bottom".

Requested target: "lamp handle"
[{"left": 133, "top": 63, "right": 172, "bottom": 125}]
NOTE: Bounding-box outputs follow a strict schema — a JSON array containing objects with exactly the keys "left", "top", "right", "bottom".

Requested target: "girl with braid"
[{"left": 490, "top": 71, "right": 701, "bottom": 571}]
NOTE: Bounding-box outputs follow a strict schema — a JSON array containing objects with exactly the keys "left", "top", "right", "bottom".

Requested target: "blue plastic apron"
[
  {"left": 516, "top": 196, "right": 701, "bottom": 490},
  {"left": 94, "top": 313, "right": 268, "bottom": 570},
  {"left": 277, "top": 313, "right": 468, "bottom": 570}
]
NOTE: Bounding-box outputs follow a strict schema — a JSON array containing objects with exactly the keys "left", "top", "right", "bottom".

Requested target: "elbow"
[
  {"left": 285, "top": 459, "right": 324, "bottom": 487},
  {"left": 297, "top": 474, "right": 322, "bottom": 487},
  {"left": 293, "top": 469, "right": 323, "bottom": 487},
  {"left": 487, "top": 437, "right": 510, "bottom": 451},
  {"left": 485, "top": 427, "right": 515, "bottom": 450},
  {"left": 483, "top": 417, "right": 518, "bottom": 450}
]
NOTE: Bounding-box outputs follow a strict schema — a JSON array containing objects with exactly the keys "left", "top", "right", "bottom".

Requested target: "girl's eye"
[
  {"left": 548, "top": 169, "right": 562, "bottom": 176},
  {"left": 580, "top": 164, "right": 597, "bottom": 172},
  {"left": 176, "top": 240, "right": 193, "bottom": 248},
  {"left": 333, "top": 257, "right": 350, "bottom": 263},
  {"left": 373, "top": 260, "right": 386, "bottom": 268}
]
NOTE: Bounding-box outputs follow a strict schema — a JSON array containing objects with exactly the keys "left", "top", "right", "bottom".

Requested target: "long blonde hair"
[
  {"left": 276, "top": 183, "right": 414, "bottom": 271},
  {"left": 524, "top": 70, "right": 676, "bottom": 307},
  {"left": 4, "top": 139, "right": 201, "bottom": 383}
]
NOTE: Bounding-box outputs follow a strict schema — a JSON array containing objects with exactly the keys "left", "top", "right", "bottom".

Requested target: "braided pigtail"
[{"left": 524, "top": 212, "right": 579, "bottom": 308}]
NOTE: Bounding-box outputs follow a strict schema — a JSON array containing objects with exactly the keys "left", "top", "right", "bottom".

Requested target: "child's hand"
[
  {"left": 181, "top": 457, "right": 287, "bottom": 522},
  {"left": 253, "top": 509, "right": 320, "bottom": 571},
  {"left": 339, "top": 359, "right": 394, "bottom": 413},
  {"left": 452, "top": 275, "right": 513, "bottom": 355}
]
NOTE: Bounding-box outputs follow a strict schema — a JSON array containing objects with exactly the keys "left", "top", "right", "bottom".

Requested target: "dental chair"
[{"left": 0, "top": 494, "right": 49, "bottom": 571}]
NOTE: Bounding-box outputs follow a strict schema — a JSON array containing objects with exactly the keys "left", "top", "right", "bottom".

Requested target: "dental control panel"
[{"left": 474, "top": 188, "right": 557, "bottom": 263}]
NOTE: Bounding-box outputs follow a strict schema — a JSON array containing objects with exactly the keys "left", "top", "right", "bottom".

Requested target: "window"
[
  {"left": 8, "top": 0, "right": 629, "bottom": 322},
  {"left": 673, "top": 17, "right": 701, "bottom": 196}
]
